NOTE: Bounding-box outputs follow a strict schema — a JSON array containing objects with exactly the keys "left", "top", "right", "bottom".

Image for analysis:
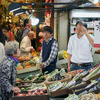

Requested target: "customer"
[
  {"left": 22, "top": 19, "right": 31, "bottom": 39},
  {"left": 14, "top": 23, "right": 23, "bottom": 43},
  {"left": 1, "top": 24, "right": 10, "bottom": 42},
  {"left": 40, "top": 26, "right": 58, "bottom": 74},
  {"left": 1, "top": 24, "right": 14, "bottom": 41},
  {"left": 0, "top": 29, "right": 5, "bottom": 45},
  {"left": 0, "top": 29, "right": 5, "bottom": 63},
  {"left": 0, "top": 41, "right": 20, "bottom": 100},
  {"left": 67, "top": 21, "right": 94, "bottom": 72},
  {"left": 20, "top": 31, "right": 35, "bottom": 57},
  {"left": 12, "top": 23, "right": 17, "bottom": 35}
]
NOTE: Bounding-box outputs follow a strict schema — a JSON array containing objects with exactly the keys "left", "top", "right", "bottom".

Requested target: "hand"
[
  {"left": 30, "top": 48, "right": 35, "bottom": 52},
  {"left": 67, "top": 66, "right": 71, "bottom": 72},
  {"left": 16, "top": 79, "right": 22, "bottom": 83},
  {"left": 81, "top": 26, "right": 87, "bottom": 34},
  {"left": 12, "top": 87, "right": 20, "bottom": 93},
  {"left": 40, "top": 63, "right": 45, "bottom": 69}
]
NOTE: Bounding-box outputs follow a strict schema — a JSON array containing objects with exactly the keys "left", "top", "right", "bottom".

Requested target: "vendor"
[
  {"left": 67, "top": 21, "right": 94, "bottom": 72},
  {"left": 20, "top": 31, "right": 35, "bottom": 57},
  {"left": 40, "top": 26, "right": 58, "bottom": 74}
]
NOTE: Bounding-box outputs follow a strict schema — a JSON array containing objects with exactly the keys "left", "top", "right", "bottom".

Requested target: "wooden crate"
[
  {"left": 13, "top": 95, "right": 50, "bottom": 100},
  {"left": 49, "top": 88, "right": 70, "bottom": 97},
  {"left": 84, "top": 73, "right": 100, "bottom": 83}
]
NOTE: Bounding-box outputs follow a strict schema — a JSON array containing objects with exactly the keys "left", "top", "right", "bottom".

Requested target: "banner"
[{"left": 94, "top": 21, "right": 100, "bottom": 48}]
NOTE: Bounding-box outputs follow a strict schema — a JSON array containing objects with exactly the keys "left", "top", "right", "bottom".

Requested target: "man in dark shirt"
[
  {"left": 40, "top": 26, "right": 58, "bottom": 74},
  {"left": 22, "top": 19, "right": 31, "bottom": 39}
]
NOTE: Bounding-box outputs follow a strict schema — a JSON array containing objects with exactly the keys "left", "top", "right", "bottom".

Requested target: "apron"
[{"left": 42, "top": 64, "right": 56, "bottom": 74}]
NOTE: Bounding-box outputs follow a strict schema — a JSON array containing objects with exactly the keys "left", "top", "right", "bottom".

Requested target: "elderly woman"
[{"left": 0, "top": 41, "right": 20, "bottom": 100}]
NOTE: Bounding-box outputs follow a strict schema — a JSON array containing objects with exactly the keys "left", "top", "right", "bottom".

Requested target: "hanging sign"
[{"left": 94, "top": 21, "right": 100, "bottom": 48}]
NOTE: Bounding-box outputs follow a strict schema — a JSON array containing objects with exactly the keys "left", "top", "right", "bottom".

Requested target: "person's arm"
[
  {"left": 11, "top": 32, "right": 15, "bottom": 41},
  {"left": 67, "top": 37, "right": 72, "bottom": 72},
  {"left": 81, "top": 26, "right": 94, "bottom": 47},
  {"left": 21, "top": 46, "right": 33, "bottom": 52},
  {"left": 20, "top": 38, "right": 33, "bottom": 52},
  {"left": 67, "top": 53, "right": 72, "bottom": 72},
  {"left": 39, "top": 48, "right": 42, "bottom": 63},
  {"left": 40, "top": 41, "right": 58, "bottom": 68}
]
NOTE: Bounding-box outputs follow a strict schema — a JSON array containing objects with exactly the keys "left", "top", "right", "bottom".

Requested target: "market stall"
[
  {"left": 1, "top": 0, "right": 100, "bottom": 100},
  {"left": 14, "top": 61, "right": 100, "bottom": 100}
]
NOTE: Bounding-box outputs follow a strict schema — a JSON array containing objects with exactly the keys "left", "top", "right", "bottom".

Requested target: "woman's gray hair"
[{"left": 5, "top": 41, "right": 19, "bottom": 56}]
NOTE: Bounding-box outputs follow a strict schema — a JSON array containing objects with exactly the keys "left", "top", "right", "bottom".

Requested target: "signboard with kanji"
[{"left": 94, "top": 21, "right": 100, "bottom": 48}]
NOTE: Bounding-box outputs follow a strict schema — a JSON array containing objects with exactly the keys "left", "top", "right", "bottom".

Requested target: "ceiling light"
[
  {"left": 8, "top": 3, "right": 22, "bottom": 12},
  {"left": 14, "top": 9, "right": 24, "bottom": 16},
  {"left": 15, "top": 12, "right": 24, "bottom": 16},
  {"left": 29, "top": 15, "right": 39, "bottom": 26},
  {"left": 32, "top": 10, "right": 35, "bottom": 12},
  {"left": 26, "top": 11, "right": 39, "bottom": 26}
]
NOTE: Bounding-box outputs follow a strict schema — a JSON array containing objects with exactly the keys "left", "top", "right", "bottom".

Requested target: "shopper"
[
  {"left": 0, "top": 29, "right": 6, "bottom": 45},
  {"left": 1, "top": 24, "right": 10, "bottom": 42},
  {"left": 20, "top": 31, "right": 35, "bottom": 57},
  {"left": 14, "top": 23, "right": 23, "bottom": 43},
  {"left": 12, "top": 23, "right": 17, "bottom": 35},
  {"left": 22, "top": 19, "right": 31, "bottom": 39},
  {"left": 1, "top": 24, "right": 14, "bottom": 41},
  {"left": 0, "top": 41, "right": 20, "bottom": 100},
  {"left": 0, "top": 42, "right": 5, "bottom": 63},
  {"left": 67, "top": 21, "right": 94, "bottom": 72},
  {"left": 40, "top": 26, "right": 58, "bottom": 74}
]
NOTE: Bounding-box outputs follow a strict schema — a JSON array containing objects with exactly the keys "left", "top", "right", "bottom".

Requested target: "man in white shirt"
[
  {"left": 20, "top": 31, "right": 35, "bottom": 57},
  {"left": 67, "top": 21, "right": 94, "bottom": 72}
]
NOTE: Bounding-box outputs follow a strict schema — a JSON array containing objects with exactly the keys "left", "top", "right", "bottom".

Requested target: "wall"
[
  {"left": 54, "top": 12, "right": 57, "bottom": 40},
  {"left": 54, "top": 12, "right": 68, "bottom": 51}
]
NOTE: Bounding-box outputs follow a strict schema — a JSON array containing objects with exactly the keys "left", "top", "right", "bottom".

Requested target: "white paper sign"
[{"left": 94, "top": 21, "right": 100, "bottom": 48}]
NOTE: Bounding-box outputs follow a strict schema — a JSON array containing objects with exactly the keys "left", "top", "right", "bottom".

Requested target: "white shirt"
[
  {"left": 0, "top": 43, "right": 5, "bottom": 63},
  {"left": 67, "top": 34, "right": 94, "bottom": 64},
  {"left": 20, "top": 36, "right": 33, "bottom": 56}
]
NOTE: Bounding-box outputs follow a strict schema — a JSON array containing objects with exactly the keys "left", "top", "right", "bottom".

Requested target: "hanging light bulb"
[
  {"left": 94, "top": 0, "right": 99, "bottom": 4},
  {"left": 26, "top": 11, "right": 39, "bottom": 26},
  {"left": 29, "top": 15, "right": 39, "bottom": 26}
]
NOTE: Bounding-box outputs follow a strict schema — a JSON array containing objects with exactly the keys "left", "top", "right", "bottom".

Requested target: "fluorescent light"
[
  {"left": 8, "top": 3, "right": 22, "bottom": 12},
  {"left": 26, "top": 11, "right": 30, "bottom": 16},
  {"left": 10, "top": 7, "right": 21, "bottom": 12},
  {"left": 15, "top": 12, "right": 24, "bottom": 16}
]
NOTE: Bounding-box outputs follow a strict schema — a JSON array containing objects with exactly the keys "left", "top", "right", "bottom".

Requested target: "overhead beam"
[
  {"left": 12, "top": 2, "right": 80, "bottom": 6},
  {"left": 57, "top": 0, "right": 89, "bottom": 12}
]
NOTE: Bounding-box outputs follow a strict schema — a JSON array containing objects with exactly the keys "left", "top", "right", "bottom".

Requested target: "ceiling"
[{"left": 1, "top": 0, "right": 100, "bottom": 23}]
